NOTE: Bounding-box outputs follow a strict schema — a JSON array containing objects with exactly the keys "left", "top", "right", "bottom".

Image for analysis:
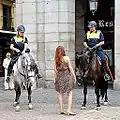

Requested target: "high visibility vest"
[
  {"left": 86, "top": 30, "right": 101, "bottom": 43},
  {"left": 13, "top": 36, "right": 25, "bottom": 42},
  {"left": 13, "top": 36, "right": 25, "bottom": 52}
]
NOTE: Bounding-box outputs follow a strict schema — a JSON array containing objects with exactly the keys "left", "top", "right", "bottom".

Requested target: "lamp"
[{"left": 89, "top": 0, "right": 98, "bottom": 15}]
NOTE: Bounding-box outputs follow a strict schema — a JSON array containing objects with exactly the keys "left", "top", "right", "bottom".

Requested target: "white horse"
[{"left": 11, "top": 52, "right": 37, "bottom": 112}]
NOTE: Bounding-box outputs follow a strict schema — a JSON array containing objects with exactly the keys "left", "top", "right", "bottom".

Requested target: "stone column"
[
  {"left": 44, "top": 0, "right": 59, "bottom": 87},
  {"left": 16, "top": 0, "right": 75, "bottom": 88},
  {"left": 113, "top": 0, "right": 120, "bottom": 90},
  {"left": 16, "top": 0, "right": 46, "bottom": 87},
  {"left": 0, "top": 0, "right": 2, "bottom": 29},
  {"left": 44, "top": 0, "right": 75, "bottom": 87},
  {"left": 16, "top": 0, "right": 37, "bottom": 58},
  {"left": 75, "top": 0, "right": 86, "bottom": 53}
]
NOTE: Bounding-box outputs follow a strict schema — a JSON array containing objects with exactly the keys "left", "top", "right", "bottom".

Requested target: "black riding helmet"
[
  {"left": 17, "top": 25, "right": 25, "bottom": 32},
  {"left": 88, "top": 21, "right": 97, "bottom": 27}
]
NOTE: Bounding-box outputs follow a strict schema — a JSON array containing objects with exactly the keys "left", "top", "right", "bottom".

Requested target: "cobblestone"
[{"left": 0, "top": 88, "right": 120, "bottom": 120}]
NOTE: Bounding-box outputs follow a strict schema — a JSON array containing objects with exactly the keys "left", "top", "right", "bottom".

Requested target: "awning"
[{"left": 0, "top": 30, "right": 16, "bottom": 34}]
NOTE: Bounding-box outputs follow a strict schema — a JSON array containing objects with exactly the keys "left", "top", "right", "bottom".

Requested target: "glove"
[
  {"left": 16, "top": 49, "right": 21, "bottom": 53},
  {"left": 87, "top": 47, "right": 92, "bottom": 51},
  {"left": 92, "top": 45, "right": 98, "bottom": 51}
]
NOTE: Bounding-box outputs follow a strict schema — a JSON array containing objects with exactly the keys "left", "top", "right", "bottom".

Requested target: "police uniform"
[
  {"left": 84, "top": 30, "right": 105, "bottom": 62},
  {"left": 7, "top": 36, "right": 28, "bottom": 76},
  {"left": 11, "top": 36, "right": 28, "bottom": 54}
]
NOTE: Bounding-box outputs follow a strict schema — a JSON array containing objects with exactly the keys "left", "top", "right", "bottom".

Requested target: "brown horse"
[{"left": 76, "top": 48, "right": 112, "bottom": 108}]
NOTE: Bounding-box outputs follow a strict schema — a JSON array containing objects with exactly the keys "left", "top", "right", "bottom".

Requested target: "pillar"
[
  {"left": 16, "top": 0, "right": 75, "bottom": 88},
  {"left": 0, "top": 0, "right": 2, "bottom": 29},
  {"left": 44, "top": 0, "right": 75, "bottom": 87},
  {"left": 113, "top": 0, "right": 120, "bottom": 90}
]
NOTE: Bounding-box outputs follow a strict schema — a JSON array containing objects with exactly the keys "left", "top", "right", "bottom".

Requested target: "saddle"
[{"left": 96, "top": 54, "right": 108, "bottom": 66}]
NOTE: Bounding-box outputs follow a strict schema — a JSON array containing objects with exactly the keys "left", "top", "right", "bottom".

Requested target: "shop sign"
[{"left": 98, "top": 20, "right": 114, "bottom": 28}]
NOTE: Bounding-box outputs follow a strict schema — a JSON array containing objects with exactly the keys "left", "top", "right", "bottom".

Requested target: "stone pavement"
[{"left": 0, "top": 88, "right": 120, "bottom": 120}]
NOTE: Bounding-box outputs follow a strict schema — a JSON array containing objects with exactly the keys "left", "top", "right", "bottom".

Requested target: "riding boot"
[
  {"left": 101, "top": 61, "right": 110, "bottom": 81},
  {"left": 6, "top": 62, "right": 14, "bottom": 82},
  {"left": 101, "top": 61, "right": 107, "bottom": 73},
  {"left": 6, "top": 55, "right": 19, "bottom": 82}
]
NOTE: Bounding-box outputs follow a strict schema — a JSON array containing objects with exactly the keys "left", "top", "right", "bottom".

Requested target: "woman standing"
[{"left": 54, "top": 46, "right": 76, "bottom": 115}]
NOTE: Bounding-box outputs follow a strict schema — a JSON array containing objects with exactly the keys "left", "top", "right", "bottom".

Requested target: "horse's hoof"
[
  {"left": 13, "top": 102, "right": 17, "bottom": 107},
  {"left": 81, "top": 106, "right": 86, "bottom": 110},
  {"left": 28, "top": 104, "right": 33, "bottom": 110},
  {"left": 104, "top": 101, "right": 108, "bottom": 106},
  {"left": 96, "top": 107, "right": 101, "bottom": 110},
  {"left": 15, "top": 106, "right": 20, "bottom": 112}
]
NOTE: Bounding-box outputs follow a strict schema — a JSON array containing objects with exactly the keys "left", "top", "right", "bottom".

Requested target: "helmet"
[
  {"left": 17, "top": 25, "right": 25, "bottom": 32},
  {"left": 88, "top": 21, "right": 97, "bottom": 27}
]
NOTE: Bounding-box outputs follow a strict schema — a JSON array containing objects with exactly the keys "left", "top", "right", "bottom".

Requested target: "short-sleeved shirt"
[
  {"left": 11, "top": 36, "right": 28, "bottom": 52},
  {"left": 84, "top": 30, "right": 104, "bottom": 48}
]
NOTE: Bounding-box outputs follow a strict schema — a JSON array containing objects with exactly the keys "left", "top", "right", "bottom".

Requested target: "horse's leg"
[
  {"left": 95, "top": 86, "right": 100, "bottom": 108},
  {"left": 104, "top": 88, "right": 108, "bottom": 105},
  {"left": 27, "top": 82, "right": 33, "bottom": 110},
  {"left": 81, "top": 81, "right": 87, "bottom": 109},
  {"left": 14, "top": 81, "right": 21, "bottom": 112},
  {"left": 103, "top": 81, "right": 108, "bottom": 105}
]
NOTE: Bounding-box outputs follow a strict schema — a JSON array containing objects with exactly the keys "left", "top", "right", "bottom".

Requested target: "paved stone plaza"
[{"left": 0, "top": 88, "right": 120, "bottom": 120}]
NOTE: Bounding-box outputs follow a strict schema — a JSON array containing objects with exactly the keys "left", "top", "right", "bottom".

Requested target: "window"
[{"left": 2, "top": 5, "right": 14, "bottom": 31}]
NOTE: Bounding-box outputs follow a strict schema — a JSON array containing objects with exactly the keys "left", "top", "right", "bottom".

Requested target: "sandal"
[
  {"left": 60, "top": 112, "right": 65, "bottom": 115},
  {"left": 67, "top": 112, "right": 76, "bottom": 116}
]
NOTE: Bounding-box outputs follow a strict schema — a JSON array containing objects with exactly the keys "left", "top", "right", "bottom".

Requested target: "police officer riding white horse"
[
  {"left": 6, "top": 25, "right": 41, "bottom": 82},
  {"left": 6, "top": 25, "right": 42, "bottom": 111}
]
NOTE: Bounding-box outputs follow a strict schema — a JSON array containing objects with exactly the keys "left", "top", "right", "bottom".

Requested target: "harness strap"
[
  {"left": 16, "top": 56, "right": 26, "bottom": 78},
  {"left": 81, "top": 51, "right": 96, "bottom": 78}
]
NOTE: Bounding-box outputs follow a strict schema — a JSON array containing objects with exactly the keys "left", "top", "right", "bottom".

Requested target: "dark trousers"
[
  {"left": 7, "top": 55, "right": 19, "bottom": 76},
  {"left": 96, "top": 50, "right": 106, "bottom": 62}
]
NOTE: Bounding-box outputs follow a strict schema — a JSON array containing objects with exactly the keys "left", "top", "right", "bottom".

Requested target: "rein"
[
  {"left": 79, "top": 50, "right": 96, "bottom": 78},
  {"left": 16, "top": 57, "right": 26, "bottom": 78}
]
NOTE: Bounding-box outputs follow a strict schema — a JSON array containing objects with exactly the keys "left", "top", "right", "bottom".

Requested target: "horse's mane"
[{"left": 24, "top": 53, "right": 36, "bottom": 70}]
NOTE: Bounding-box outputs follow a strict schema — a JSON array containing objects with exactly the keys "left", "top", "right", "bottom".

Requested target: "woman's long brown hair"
[{"left": 55, "top": 46, "right": 66, "bottom": 67}]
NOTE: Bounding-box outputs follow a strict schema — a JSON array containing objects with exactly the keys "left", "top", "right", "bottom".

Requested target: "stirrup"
[{"left": 104, "top": 73, "right": 110, "bottom": 81}]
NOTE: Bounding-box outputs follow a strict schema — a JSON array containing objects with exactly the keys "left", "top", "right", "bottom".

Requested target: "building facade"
[
  {"left": 16, "top": 0, "right": 120, "bottom": 90},
  {"left": 16, "top": 0, "right": 75, "bottom": 87},
  {"left": 0, "top": 0, "right": 16, "bottom": 77},
  {"left": 0, "top": 0, "right": 16, "bottom": 31}
]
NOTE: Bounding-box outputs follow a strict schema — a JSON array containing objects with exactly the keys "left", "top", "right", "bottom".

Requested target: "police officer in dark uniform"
[
  {"left": 83, "top": 21, "right": 107, "bottom": 73},
  {"left": 7, "top": 25, "right": 41, "bottom": 80}
]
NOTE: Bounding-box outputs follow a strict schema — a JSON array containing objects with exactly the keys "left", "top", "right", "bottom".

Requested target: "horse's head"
[
  {"left": 20, "top": 52, "right": 37, "bottom": 89},
  {"left": 76, "top": 48, "right": 94, "bottom": 78}
]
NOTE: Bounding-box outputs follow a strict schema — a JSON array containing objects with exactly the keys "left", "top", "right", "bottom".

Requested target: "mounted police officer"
[
  {"left": 7, "top": 25, "right": 41, "bottom": 81},
  {"left": 83, "top": 21, "right": 107, "bottom": 74}
]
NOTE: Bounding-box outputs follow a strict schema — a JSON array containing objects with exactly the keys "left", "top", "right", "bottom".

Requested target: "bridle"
[{"left": 16, "top": 54, "right": 36, "bottom": 82}]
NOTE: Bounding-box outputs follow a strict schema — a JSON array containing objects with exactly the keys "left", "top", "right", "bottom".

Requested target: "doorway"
[{"left": 75, "top": 0, "right": 115, "bottom": 79}]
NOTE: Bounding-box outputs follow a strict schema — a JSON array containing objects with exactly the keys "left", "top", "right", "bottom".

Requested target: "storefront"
[{"left": 0, "top": 30, "right": 16, "bottom": 76}]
